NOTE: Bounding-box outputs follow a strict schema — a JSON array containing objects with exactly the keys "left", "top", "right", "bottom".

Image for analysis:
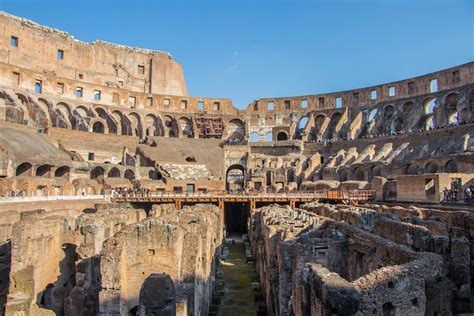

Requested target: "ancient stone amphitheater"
[{"left": 0, "top": 11, "right": 473, "bottom": 316}]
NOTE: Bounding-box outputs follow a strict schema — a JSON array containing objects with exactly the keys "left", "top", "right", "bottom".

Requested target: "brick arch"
[{"left": 178, "top": 116, "right": 193, "bottom": 138}]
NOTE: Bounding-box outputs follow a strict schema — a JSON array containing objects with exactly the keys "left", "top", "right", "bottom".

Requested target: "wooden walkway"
[{"left": 111, "top": 190, "right": 375, "bottom": 209}]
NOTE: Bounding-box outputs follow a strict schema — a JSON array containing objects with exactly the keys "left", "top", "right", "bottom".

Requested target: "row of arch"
[
  {"left": 337, "top": 160, "right": 458, "bottom": 182},
  {"left": 16, "top": 163, "right": 70, "bottom": 177},
  {"left": 299, "top": 89, "right": 474, "bottom": 141},
  {"left": 14, "top": 163, "right": 139, "bottom": 182},
  {"left": 4, "top": 91, "right": 248, "bottom": 140}
]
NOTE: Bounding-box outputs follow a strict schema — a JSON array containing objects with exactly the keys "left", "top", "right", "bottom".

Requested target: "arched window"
[
  {"left": 55, "top": 166, "right": 70, "bottom": 177},
  {"left": 124, "top": 169, "right": 135, "bottom": 181},
  {"left": 444, "top": 160, "right": 457, "bottom": 173},
  {"left": 424, "top": 98, "right": 436, "bottom": 114},
  {"left": 90, "top": 166, "right": 105, "bottom": 180},
  {"left": 265, "top": 132, "right": 273, "bottom": 142},
  {"left": 92, "top": 121, "right": 105, "bottom": 133},
  {"left": 425, "top": 162, "right": 439, "bottom": 173},
  {"left": 249, "top": 132, "right": 259, "bottom": 142},
  {"left": 368, "top": 109, "right": 377, "bottom": 121},
  {"left": 277, "top": 132, "right": 288, "bottom": 141},
  {"left": 226, "top": 165, "right": 245, "bottom": 191},
  {"left": 108, "top": 167, "right": 121, "bottom": 178},
  {"left": 352, "top": 167, "right": 364, "bottom": 181},
  {"left": 16, "top": 162, "right": 32, "bottom": 176},
  {"left": 36, "top": 165, "right": 52, "bottom": 177}
]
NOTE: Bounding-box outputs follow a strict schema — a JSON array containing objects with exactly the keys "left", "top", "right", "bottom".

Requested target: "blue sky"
[{"left": 1, "top": 0, "right": 473, "bottom": 109}]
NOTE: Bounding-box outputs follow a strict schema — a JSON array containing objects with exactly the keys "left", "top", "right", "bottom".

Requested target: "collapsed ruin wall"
[
  {"left": 4, "top": 202, "right": 224, "bottom": 316},
  {"left": 248, "top": 204, "right": 459, "bottom": 315},
  {"left": 99, "top": 203, "right": 224, "bottom": 315},
  {"left": 4, "top": 202, "right": 147, "bottom": 315}
]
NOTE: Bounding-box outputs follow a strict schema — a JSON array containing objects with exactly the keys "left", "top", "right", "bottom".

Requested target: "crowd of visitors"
[
  {"left": 112, "top": 187, "right": 151, "bottom": 198},
  {"left": 442, "top": 185, "right": 474, "bottom": 203},
  {"left": 223, "top": 139, "right": 247, "bottom": 146},
  {"left": 307, "top": 119, "right": 473, "bottom": 145},
  {"left": 8, "top": 190, "right": 24, "bottom": 197}
]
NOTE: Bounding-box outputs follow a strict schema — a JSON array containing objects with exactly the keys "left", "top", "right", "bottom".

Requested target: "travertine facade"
[{"left": 0, "top": 11, "right": 473, "bottom": 315}]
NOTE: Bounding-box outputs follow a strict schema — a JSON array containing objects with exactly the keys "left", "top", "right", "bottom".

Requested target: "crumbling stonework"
[
  {"left": 4, "top": 203, "right": 146, "bottom": 315},
  {"left": 248, "top": 204, "right": 463, "bottom": 315},
  {"left": 99, "top": 204, "right": 223, "bottom": 315},
  {"left": 0, "top": 10, "right": 473, "bottom": 316}
]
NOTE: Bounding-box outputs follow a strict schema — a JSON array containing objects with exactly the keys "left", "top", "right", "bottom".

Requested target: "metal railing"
[
  {"left": 0, "top": 195, "right": 107, "bottom": 203},
  {"left": 111, "top": 190, "right": 375, "bottom": 200},
  {"left": 0, "top": 190, "right": 375, "bottom": 203}
]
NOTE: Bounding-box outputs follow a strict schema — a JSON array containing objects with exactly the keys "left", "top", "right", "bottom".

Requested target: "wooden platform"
[{"left": 111, "top": 190, "right": 375, "bottom": 209}]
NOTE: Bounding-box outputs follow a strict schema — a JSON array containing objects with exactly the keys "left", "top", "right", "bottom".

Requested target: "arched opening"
[
  {"left": 108, "top": 167, "right": 121, "bottom": 178},
  {"left": 144, "top": 114, "right": 163, "bottom": 137},
  {"left": 35, "top": 98, "right": 51, "bottom": 129},
  {"left": 53, "top": 102, "right": 71, "bottom": 128},
  {"left": 90, "top": 166, "right": 105, "bottom": 180},
  {"left": 16, "top": 93, "right": 28, "bottom": 106},
  {"left": 425, "top": 161, "right": 439, "bottom": 173},
  {"left": 444, "top": 93, "right": 458, "bottom": 125},
  {"left": 149, "top": 170, "right": 162, "bottom": 180},
  {"left": 92, "top": 121, "right": 105, "bottom": 133},
  {"left": 265, "top": 131, "right": 273, "bottom": 142},
  {"left": 339, "top": 169, "right": 348, "bottom": 182},
  {"left": 298, "top": 116, "right": 308, "bottom": 130},
  {"left": 124, "top": 169, "right": 135, "bottom": 181},
  {"left": 382, "top": 105, "right": 396, "bottom": 134},
  {"left": 277, "top": 132, "right": 288, "bottom": 141},
  {"left": 405, "top": 164, "right": 419, "bottom": 175},
  {"left": 369, "top": 165, "right": 382, "bottom": 182},
  {"left": 327, "top": 113, "right": 342, "bottom": 139},
  {"left": 266, "top": 170, "right": 274, "bottom": 187},
  {"left": 16, "top": 162, "right": 32, "bottom": 176},
  {"left": 72, "top": 106, "right": 89, "bottom": 131},
  {"left": 55, "top": 166, "right": 70, "bottom": 177},
  {"left": 226, "top": 118, "right": 245, "bottom": 140},
  {"left": 352, "top": 167, "right": 364, "bottom": 181},
  {"left": 249, "top": 132, "right": 259, "bottom": 142},
  {"left": 309, "top": 114, "right": 326, "bottom": 141},
  {"left": 163, "top": 116, "right": 176, "bottom": 137},
  {"left": 179, "top": 117, "right": 193, "bottom": 138},
  {"left": 226, "top": 164, "right": 245, "bottom": 191},
  {"left": 128, "top": 113, "right": 142, "bottom": 137},
  {"left": 444, "top": 160, "right": 457, "bottom": 173},
  {"left": 424, "top": 98, "right": 436, "bottom": 114},
  {"left": 112, "top": 111, "right": 129, "bottom": 136},
  {"left": 95, "top": 107, "right": 117, "bottom": 134},
  {"left": 36, "top": 164, "right": 52, "bottom": 177}
]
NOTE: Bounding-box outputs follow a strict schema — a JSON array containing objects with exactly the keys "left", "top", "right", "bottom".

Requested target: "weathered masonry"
[{"left": 0, "top": 11, "right": 473, "bottom": 315}]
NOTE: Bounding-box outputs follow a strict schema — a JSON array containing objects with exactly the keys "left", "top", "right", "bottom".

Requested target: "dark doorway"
[
  {"left": 224, "top": 202, "right": 249, "bottom": 233},
  {"left": 226, "top": 164, "right": 245, "bottom": 192}
]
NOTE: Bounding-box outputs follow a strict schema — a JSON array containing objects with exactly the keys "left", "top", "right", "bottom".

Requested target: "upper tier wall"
[
  {"left": 0, "top": 12, "right": 187, "bottom": 96},
  {"left": 0, "top": 11, "right": 472, "bottom": 116},
  {"left": 242, "top": 62, "right": 474, "bottom": 113}
]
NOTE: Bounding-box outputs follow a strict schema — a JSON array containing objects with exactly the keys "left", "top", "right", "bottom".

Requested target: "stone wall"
[
  {"left": 249, "top": 204, "right": 460, "bottom": 315},
  {"left": 99, "top": 203, "right": 223, "bottom": 315},
  {"left": 4, "top": 202, "right": 146, "bottom": 315}
]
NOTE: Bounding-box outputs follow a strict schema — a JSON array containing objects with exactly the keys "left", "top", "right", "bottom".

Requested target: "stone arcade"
[{"left": 0, "top": 11, "right": 473, "bottom": 315}]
